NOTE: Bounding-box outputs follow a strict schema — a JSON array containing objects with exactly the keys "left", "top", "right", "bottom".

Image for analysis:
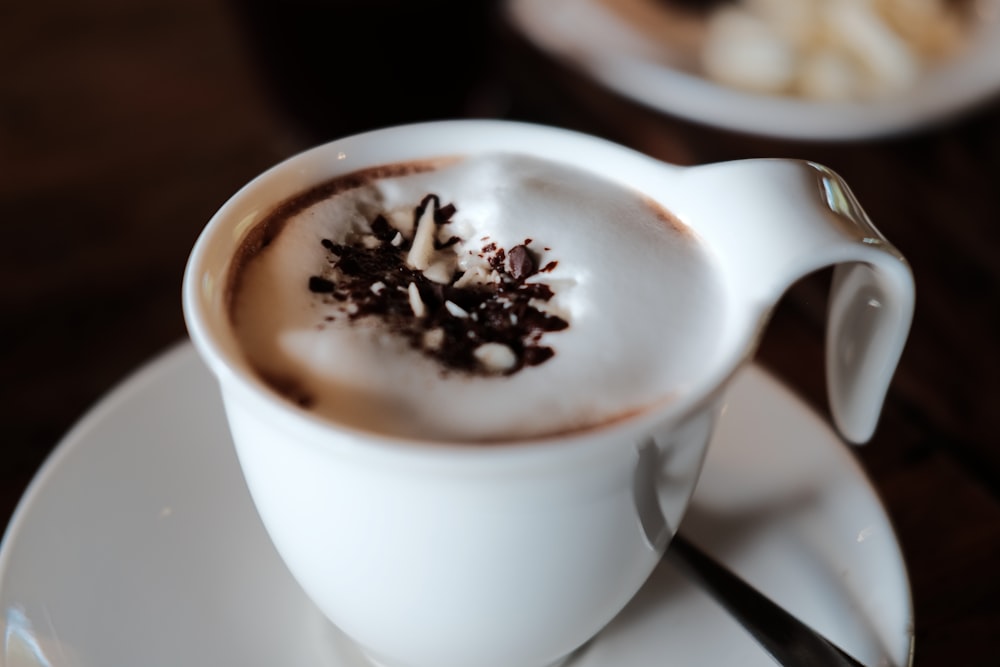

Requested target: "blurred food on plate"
[{"left": 607, "top": 0, "right": 979, "bottom": 100}]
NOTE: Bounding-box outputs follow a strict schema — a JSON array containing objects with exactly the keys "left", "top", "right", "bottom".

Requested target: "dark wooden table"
[{"left": 3, "top": 1, "right": 998, "bottom": 665}]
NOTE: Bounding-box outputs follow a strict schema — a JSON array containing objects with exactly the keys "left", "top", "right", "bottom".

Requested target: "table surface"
[{"left": 2, "top": 1, "right": 998, "bottom": 665}]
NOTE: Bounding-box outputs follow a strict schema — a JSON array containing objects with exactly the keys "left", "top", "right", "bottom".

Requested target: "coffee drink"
[
  {"left": 187, "top": 121, "right": 914, "bottom": 667},
  {"left": 227, "top": 152, "right": 724, "bottom": 442}
]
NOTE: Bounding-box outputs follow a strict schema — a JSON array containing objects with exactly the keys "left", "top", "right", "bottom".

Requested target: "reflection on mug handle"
[{"left": 673, "top": 159, "right": 915, "bottom": 444}]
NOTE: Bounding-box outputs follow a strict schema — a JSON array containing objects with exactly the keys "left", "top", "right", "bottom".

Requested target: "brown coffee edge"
[
  {"left": 224, "top": 155, "right": 462, "bottom": 322},
  {"left": 456, "top": 392, "right": 681, "bottom": 445},
  {"left": 641, "top": 193, "right": 693, "bottom": 238},
  {"left": 227, "top": 157, "right": 693, "bottom": 321},
  {"left": 246, "top": 374, "right": 681, "bottom": 446},
  {"left": 224, "top": 154, "right": 693, "bottom": 444}
]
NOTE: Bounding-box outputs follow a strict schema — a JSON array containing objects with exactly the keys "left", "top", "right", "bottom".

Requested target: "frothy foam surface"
[{"left": 229, "top": 153, "right": 725, "bottom": 442}]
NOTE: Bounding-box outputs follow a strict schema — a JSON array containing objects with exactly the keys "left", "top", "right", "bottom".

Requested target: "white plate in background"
[{"left": 506, "top": 0, "right": 1000, "bottom": 140}]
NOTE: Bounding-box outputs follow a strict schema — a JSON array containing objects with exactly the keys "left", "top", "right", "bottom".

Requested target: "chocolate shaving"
[
  {"left": 488, "top": 247, "right": 506, "bottom": 273},
  {"left": 434, "top": 235, "right": 461, "bottom": 250},
  {"left": 436, "top": 202, "right": 456, "bottom": 222},
  {"left": 308, "top": 276, "right": 336, "bottom": 293},
  {"left": 310, "top": 194, "right": 568, "bottom": 375},
  {"left": 506, "top": 244, "right": 536, "bottom": 282},
  {"left": 370, "top": 215, "right": 396, "bottom": 242}
]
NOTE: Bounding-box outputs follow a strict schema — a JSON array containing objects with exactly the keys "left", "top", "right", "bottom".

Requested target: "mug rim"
[{"left": 182, "top": 119, "right": 750, "bottom": 458}]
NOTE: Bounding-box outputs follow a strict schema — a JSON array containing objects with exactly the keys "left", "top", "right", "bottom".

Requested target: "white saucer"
[
  {"left": 506, "top": 0, "right": 1000, "bottom": 140},
  {"left": 0, "top": 343, "right": 913, "bottom": 667}
]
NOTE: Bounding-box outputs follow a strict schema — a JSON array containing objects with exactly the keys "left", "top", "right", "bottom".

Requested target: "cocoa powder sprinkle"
[{"left": 308, "top": 194, "right": 567, "bottom": 375}]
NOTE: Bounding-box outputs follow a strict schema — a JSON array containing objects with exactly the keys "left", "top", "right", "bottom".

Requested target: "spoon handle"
[{"left": 666, "top": 533, "right": 868, "bottom": 667}]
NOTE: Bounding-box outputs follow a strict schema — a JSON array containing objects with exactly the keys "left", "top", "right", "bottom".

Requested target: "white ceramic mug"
[{"left": 183, "top": 120, "right": 914, "bottom": 667}]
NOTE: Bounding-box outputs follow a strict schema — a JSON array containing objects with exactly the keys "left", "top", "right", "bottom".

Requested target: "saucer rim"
[
  {"left": 0, "top": 341, "right": 916, "bottom": 667},
  {"left": 0, "top": 342, "right": 194, "bottom": 568}
]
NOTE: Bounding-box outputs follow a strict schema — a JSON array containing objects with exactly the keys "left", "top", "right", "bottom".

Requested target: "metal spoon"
[{"left": 666, "top": 533, "right": 868, "bottom": 667}]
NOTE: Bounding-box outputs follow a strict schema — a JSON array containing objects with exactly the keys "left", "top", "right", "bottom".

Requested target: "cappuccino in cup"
[
  {"left": 184, "top": 120, "right": 913, "bottom": 667},
  {"left": 228, "top": 152, "right": 725, "bottom": 442}
]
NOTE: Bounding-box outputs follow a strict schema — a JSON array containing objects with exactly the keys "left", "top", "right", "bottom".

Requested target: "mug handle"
[{"left": 672, "top": 159, "right": 915, "bottom": 444}]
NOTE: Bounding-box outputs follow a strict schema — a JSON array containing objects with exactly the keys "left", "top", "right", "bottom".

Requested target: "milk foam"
[{"left": 229, "top": 153, "right": 725, "bottom": 442}]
